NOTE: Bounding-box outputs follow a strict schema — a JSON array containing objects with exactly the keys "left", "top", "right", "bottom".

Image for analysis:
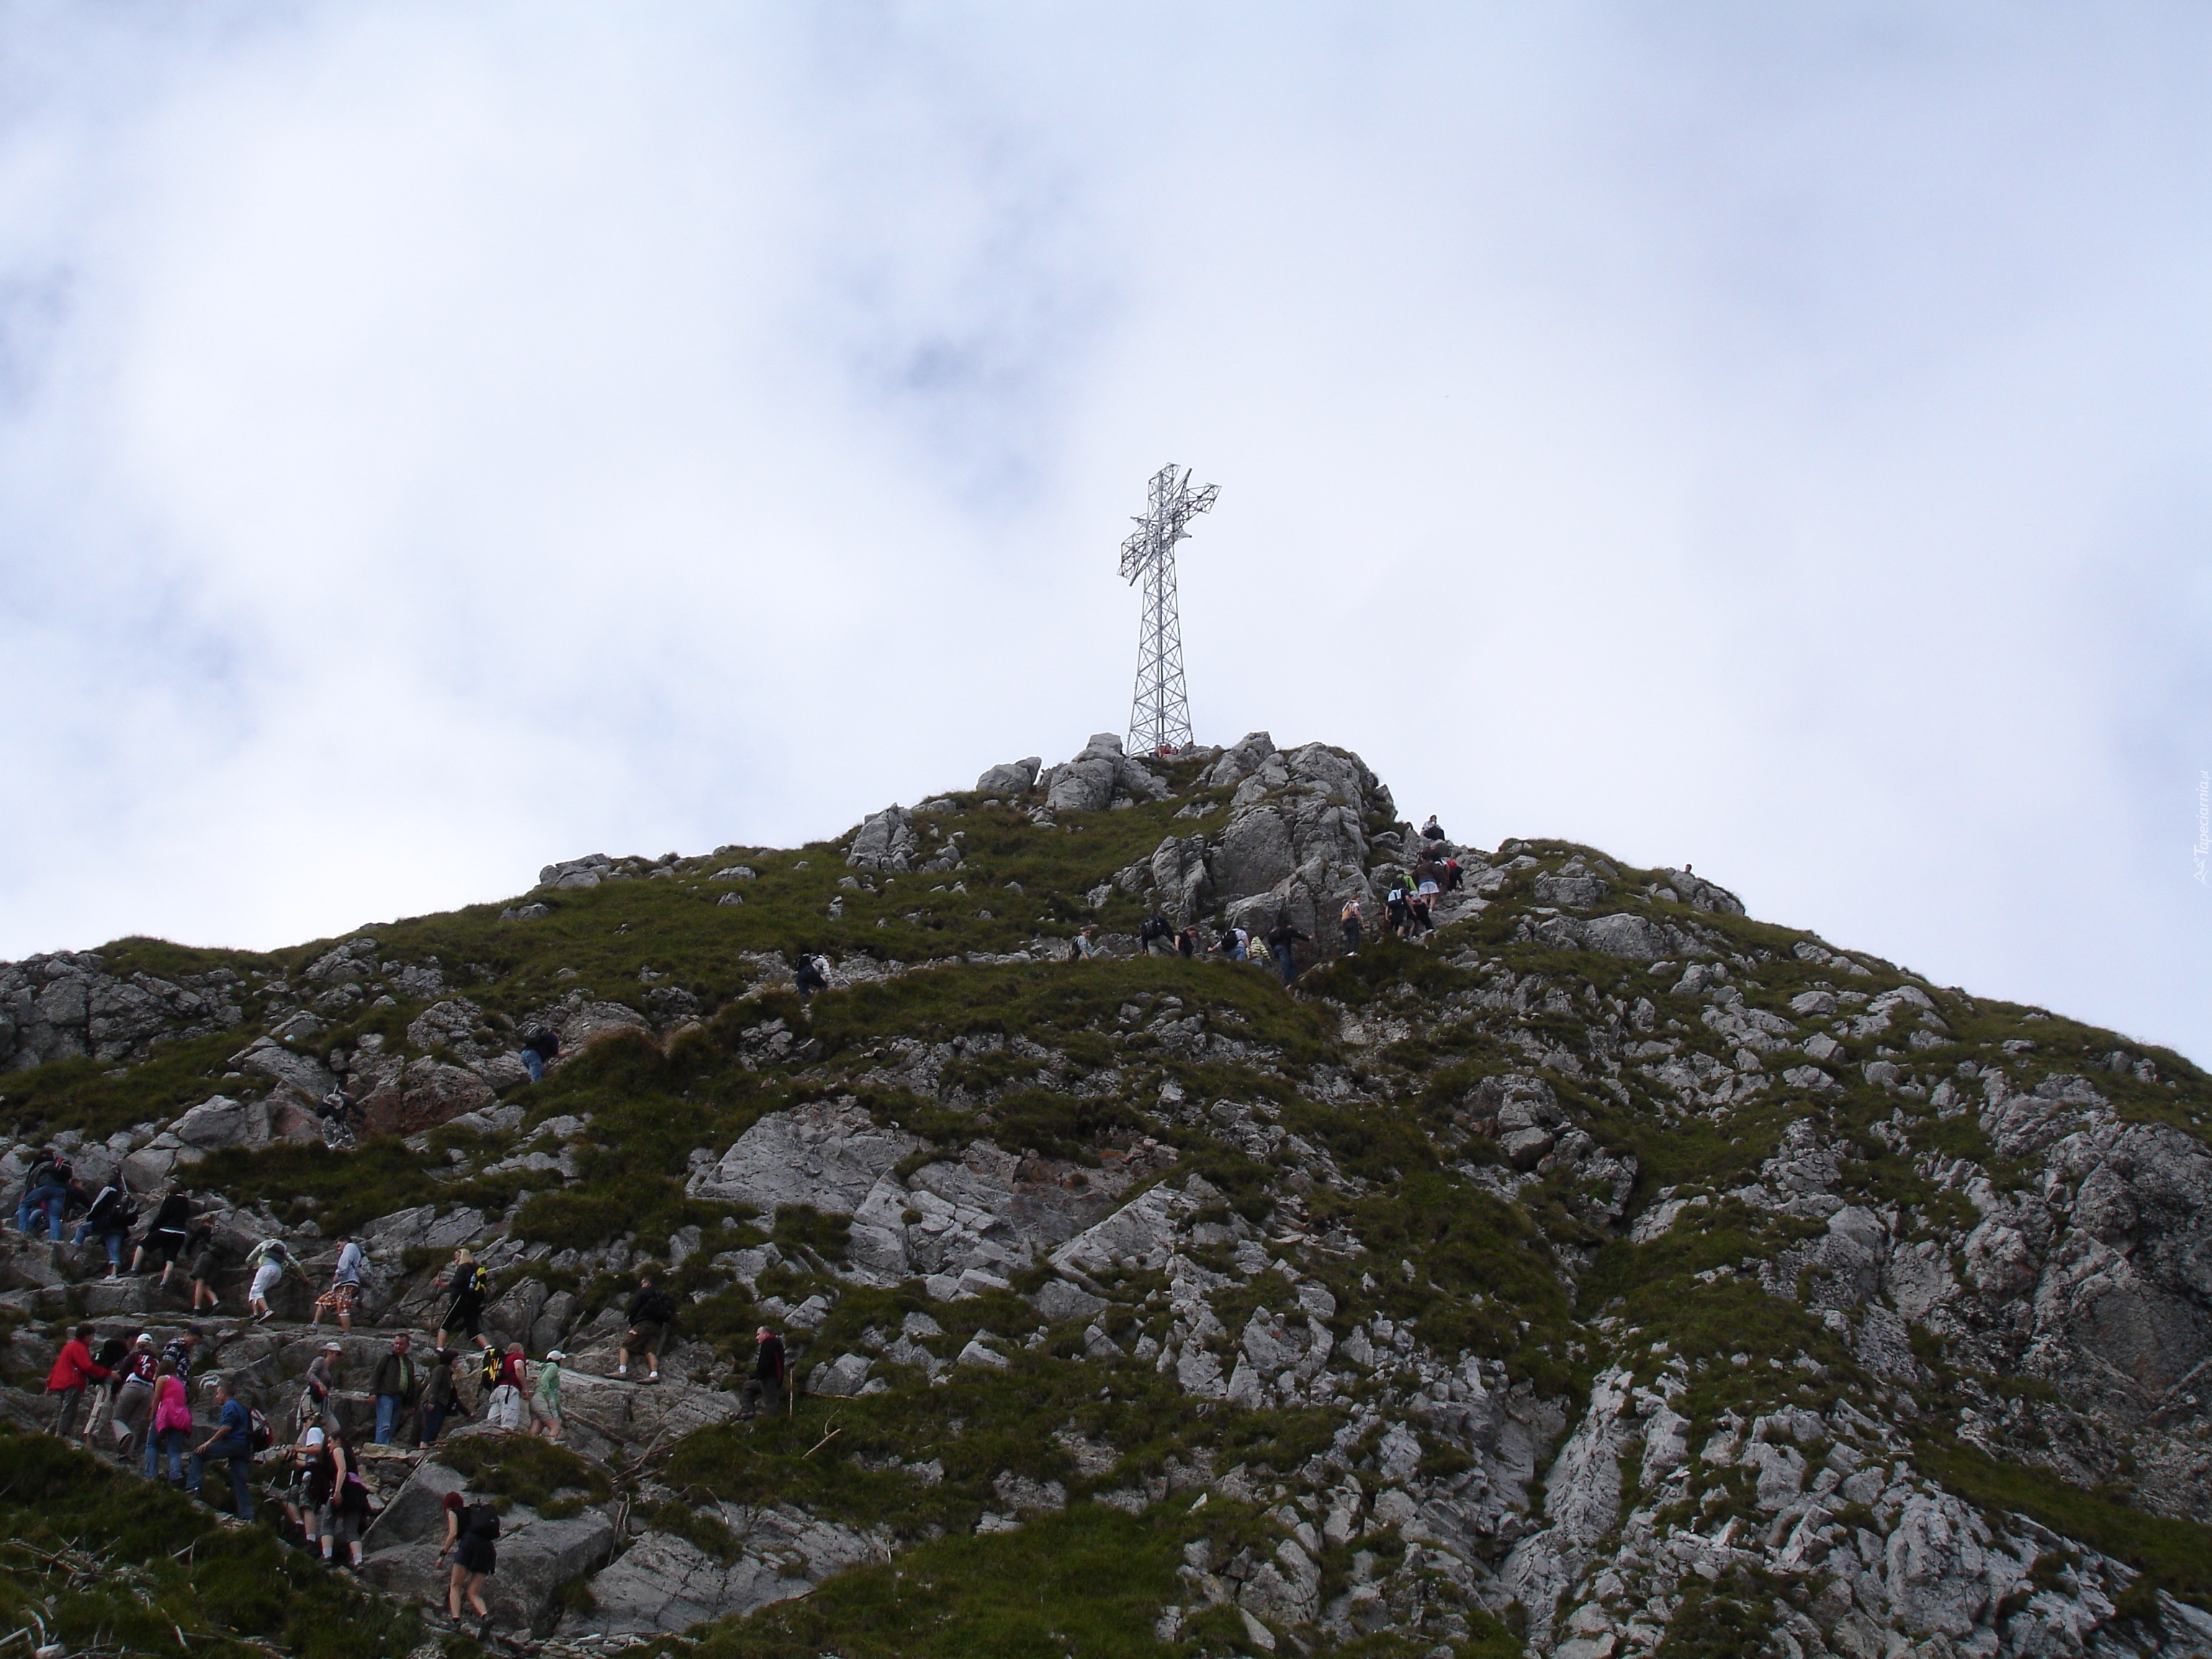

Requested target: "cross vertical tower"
[{"left": 1120, "top": 463, "right": 1219, "bottom": 755}]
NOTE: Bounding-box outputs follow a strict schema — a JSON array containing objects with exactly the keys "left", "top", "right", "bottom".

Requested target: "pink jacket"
[{"left": 152, "top": 1374, "right": 192, "bottom": 1434}]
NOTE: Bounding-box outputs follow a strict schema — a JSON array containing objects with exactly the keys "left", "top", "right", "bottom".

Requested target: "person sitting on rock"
[
  {"left": 15, "top": 1150, "right": 71, "bottom": 1238},
  {"left": 73, "top": 1182, "right": 138, "bottom": 1278},
  {"left": 132, "top": 1191, "right": 194, "bottom": 1284},
  {"left": 434, "top": 1248, "right": 491, "bottom": 1354},
  {"left": 619, "top": 1274, "right": 675, "bottom": 1384},
  {"left": 739, "top": 1326, "right": 786, "bottom": 1418},
  {"left": 1069, "top": 926, "right": 1100, "bottom": 963},
  {"left": 1421, "top": 814, "right": 1447, "bottom": 844}
]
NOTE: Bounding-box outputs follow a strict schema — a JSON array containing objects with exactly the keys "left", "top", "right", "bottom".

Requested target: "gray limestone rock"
[
  {"left": 687, "top": 1097, "right": 922, "bottom": 1219},
  {"left": 976, "top": 756, "right": 1043, "bottom": 794},
  {"left": 847, "top": 806, "right": 919, "bottom": 872}
]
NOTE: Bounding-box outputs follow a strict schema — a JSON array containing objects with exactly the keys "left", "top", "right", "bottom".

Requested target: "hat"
[
  {"left": 545, "top": 1350, "right": 566, "bottom": 1362},
  {"left": 133, "top": 1332, "right": 153, "bottom": 1346},
  {"left": 322, "top": 1339, "right": 342, "bottom": 1352}
]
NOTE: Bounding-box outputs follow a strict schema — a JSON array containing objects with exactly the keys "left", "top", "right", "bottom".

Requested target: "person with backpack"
[
  {"left": 107, "top": 1333, "right": 158, "bottom": 1460},
  {"left": 246, "top": 1236, "right": 309, "bottom": 1322},
  {"left": 433, "top": 1249, "right": 491, "bottom": 1353},
  {"left": 369, "top": 1332, "right": 420, "bottom": 1446},
  {"left": 438, "top": 1489, "right": 499, "bottom": 1638},
  {"left": 739, "top": 1326, "right": 787, "bottom": 1418},
  {"left": 311, "top": 1235, "right": 367, "bottom": 1332},
  {"left": 82, "top": 1329, "right": 130, "bottom": 1446},
  {"left": 618, "top": 1273, "right": 674, "bottom": 1384},
  {"left": 45, "top": 1321, "right": 112, "bottom": 1446},
  {"left": 145, "top": 1357, "right": 192, "bottom": 1482},
  {"left": 186, "top": 1375, "right": 256, "bottom": 1520},
  {"left": 1340, "top": 897, "right": 1364, "bottom": 956},
  {"left": 1209, "top": 925, "right": 1249, "bottom": 963},
  {"left": 132, "top": 1190, "right": 194, "bottom": 1283},
  {"left": 277, "top": 1416, "right": 325, "bottom": 1546},
  {"left": 1266, "top": 920, "right": 1310, "bottom": 986},
  {"left": 307, "top": 1429, "right": 367, "bottom": 1567},
  {"left": 1177, "top": 925, "right": 1200, "bottom": 959},
  {"left": 1139, "top": 911, "right": 1175, "bottom": 957},
  {"left": 1384, "top": 882, "right": 1410, "bottom": 939},
  {"left": 300, "top": 1339, "right": 341, "bottom": 1433},
  {"left": 73, "top": 1183, "right": 138, "bottom": 1276},
  {"left": 1420, "top": 814, "right": 1447, "bottom": 844},
  {"left": 518, "top": 1027, "right": 560, "bottom": 1085},
  {"left": 421, "top": 1347, "right": 462, "bottom": 1444},
  {"left": 484, "top": 1344, "right": 528, "bottom": 1431},
  {"left": 1069, "top": 926, "right": 1100, "bottom": 963}
]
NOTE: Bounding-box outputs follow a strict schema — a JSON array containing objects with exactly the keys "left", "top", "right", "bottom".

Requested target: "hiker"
[
  {"left": 792, "top": 950, "right": 830, "bottom": 997},
  {"left": 246, "top": 1236, "right": 308, "bottom": 1322},
  {"left": 619, "top": 1274, "right": 674, "bottom": 1383},
  {"left": 518, "top": 1026, "right": 560, "bottom": 1084},
  {"left": 1384, "top": 883, "right": 1410, "bottom": 939},
  {"left": 186, "top": 1375, "right": 256, "bottom": 1520},
  {"left": 421, "top": 1347, "right": 461, "bottom": 1444},
  {"left": 108, "top": 1333, "right": 158, "bottom": 1460},
  {"left": 1177, "top": 925, "right": 1200, "bottom": 959},
  {"left": 300, "top": 1339, "right": 341, "bottom": 1432},
  {"left": 485, "top": 1344, "right": 528, "bottom": 1431},
  {"left": 161, "top": 1324, "right": 203, "bottom": 1386},
  {"left": 370, "top": 1333, "right": 420, "bottom": 1446},
  {"left": 186, "top": 1220, "right": 231, "bottom": 1311},
  {"left": 16, "top": 1149, "right": 70, "bottom": 1238},
  {"left": 83, "top": 1329, "right": 130, "bottom": 1447},
  {"left": 132, "top": 1190, "right": 194, "bottom": 1283},
  {"left": 73, "top": 1182, "right": 138, "bottom": 1277},
  {"left": 1069, "top": 926, "right": 1100, "bottom": 963},
  {"left": 1266, "top": 920, "right": 1310, "bottom": 986},
  {"left": 324, "top": 1437, "right": 373, "bottom": 1568},
  {"left": 439, "top": 1489, "right": 499, "bottom": 1639},
  {"left": 1340, "top": 898, "right": 1364, "bottom": 956},
  {"left": 1408, "top": 887, "right": 1434, "bottom": 940},
  {"left": 530, "top": 1350, "right": 565, "bottom": 1441},
  {"left": 312, "top": 1234, "right": 367, "bottom": 1331},
  {"left": 145, "top": 1357, "right": 191, "bottom": 1483},
  {"left": 1421, "top": 814, "right": 1447, "bottom": 844},
  {"left": 1139, "top": 911, "right": 1175, "bottom": 957},
  {"left": 45, "top": 1321, "right": 112, "bottom": 1446},
  {"left": 276, "top": 1415, "right": 324, "bottom": 1545},
  {"left": 1210, "top": 924, "right": 1249, "bottom": 963},
  {"left": 739, "top": 1326, "right": 786, "bottom": 1418},
  {"left": 433, "top": 1249, "right": 491, "bottom": 1352}
]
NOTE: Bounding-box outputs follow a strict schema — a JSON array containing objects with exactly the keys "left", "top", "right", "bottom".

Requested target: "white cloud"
[{"left": 1, "top": 3, "right": 2206, "bottom": 1060}]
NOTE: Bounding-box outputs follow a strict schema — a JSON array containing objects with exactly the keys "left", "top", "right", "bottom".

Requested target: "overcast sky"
[{"left": 2, "top": 4, "right": 2208, "bottom": 1061}]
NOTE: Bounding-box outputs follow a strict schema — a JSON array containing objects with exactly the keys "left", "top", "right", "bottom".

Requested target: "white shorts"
[
  {"left": 487, "top": 1384, "right": 525, "bottom": 1431},
  {"left": 1418, "top": 880, "right": 1439, "bottom": 896},
  {"left": 251, "top": 1263, "right": 282, "bottom": 1300}
]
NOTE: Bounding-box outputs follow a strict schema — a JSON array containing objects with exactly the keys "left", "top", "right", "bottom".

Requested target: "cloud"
[{"left": 1, "top": 3, "right": 2207, "bottom": 1061}]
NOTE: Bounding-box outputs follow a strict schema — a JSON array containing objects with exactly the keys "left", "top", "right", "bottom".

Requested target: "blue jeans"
[
  {"left": 16, "top": 1186, "right": 65, "bottom": 1237},
  {"left": 374, "top": 1393, "right": 403, "bottom": 1444},
  {"left": 74, "top": 1223, "right": 126, "bottom": 1268},
  {"left": 522, "top": 1048, "right": 545, "bottom": 1084},
  {"left": 146, "top": 1426, "right": 186, "bottom": 1481},
  {"left": 188, "top": 1434, "right": 254, "bottom": 1518},
  {"left": 1272, "top": 944, "right": 1298, "bottom": 984}
]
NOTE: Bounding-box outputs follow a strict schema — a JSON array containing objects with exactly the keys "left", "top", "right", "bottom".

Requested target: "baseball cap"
[{"left": 545, "top": 1350, "right": 566, "bottom": 1362}]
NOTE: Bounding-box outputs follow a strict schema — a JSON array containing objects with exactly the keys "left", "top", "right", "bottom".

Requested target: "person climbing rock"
[
  {"left": 1140, "top": 910, "right": 1175, "bottom": 956},
  {"left": 45, "top": 1321, "right": 112, "bottom": 1446},
  {"left": 246, "top": 1235, "right": 308, "bottom": 1321},
  {"left": 133, "top": 1190, "right": 194, "bottom": 1283},
  {"left": 1070, "top": 926, "right": 1100, "bottom": 963},
  {"left": 300, "top": 1339, "right": 341, "bottom": 1433},
  {"left": 421, "top": 1347, "right": 461, "bottom": 1444},
  {"left": 530, "top": 1350, "right": 566, "bottom": 1441},
  {"left": 433, "top": 1248, "right": 490, "bottom": 1352},
  {"left": 186, "top": 1375, "right": 256, "bottom": 1520},
  {"left": 107, "top": 1333, "right": 158, "bottom": 1460},
  {"left": 1340, "top": 897, "right": 1364, "bottom": 956},
  {"left": 793, "top": 950, "right": 831, "bottom": 997},
  {"left": 518, "top": 1025, "right": 560, "bottom": 1084},
  {"left": 1177, "top": 925, "right": 1200, "bottom": 958},
  {"left": 14, "top": 1148, "right": 70, "bottom": 1238},
  {"left": 439, "top": 1490, "right": 498, "bottom": 1639},
  {"left": 73, "top": 1182, "right": 138, "bottom": 1277},
  {"left": 312, "top": 1235, "right": 367, "bottom": 1332},
  {"left": 619, "top": 1274, "right": 675, "bottom": 1383},
  {"left": 739, "top": 1326, "right": 786, "bottom": 1417},
  {"left": 370, "top": 1333, "right": 419, "bottom": 1446},
  {"left": 485, "top": 1344, "right": 527, "bottom": 1430},
  {"left": 144, "top": 1357, "right": 190, "bottom": 1483},
  {"left": 1421, "top": 814, "right": 1447, "bottom": 844},
  {"left": 185, "top": 1220, "right": 231, "bottom": 1312},
  {"left": 1267, "top": 919, "right": 1311, "bottom": 985}
]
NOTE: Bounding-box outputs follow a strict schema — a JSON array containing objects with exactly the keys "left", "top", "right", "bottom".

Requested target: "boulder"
[
  {"left": 686, "top": 1097, "right": 921, "bottom": 1218},
  {"left": 169, "top": 1095, "right": 270, "bottom": 1154},
  {"left": 1042, "top": 735, "right": 1124, "bottom": 813},
  {"left": 806, "top": 1353, "right": 873, "bottom": 1397},
  {"left": 1581, "top": 914, "right": 1671, "bottom": 960},
  {"left": 574, "top": 1504, "right": 884, "bottom": 1638},
  {"left": 363, "top": 1492, "right": 614, "bottom": 1637},
  {"left": 847, "top": 806, "right": 919, "bottom": 872},
  {"left": 235, "top": 1038, "right": 337, "bottom": 1100},
  {"left": 975, "top": 757, "right": 1043, "bottom": 794}
]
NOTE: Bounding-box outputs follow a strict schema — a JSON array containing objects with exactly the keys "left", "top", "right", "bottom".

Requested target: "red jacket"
[{"left": 46, "top": 1339, "right": 112, "bottom": 1393}]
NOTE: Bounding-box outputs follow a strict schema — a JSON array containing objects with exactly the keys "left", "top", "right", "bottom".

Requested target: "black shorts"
[
  {"left": 442, "top": 1297, "right": 483, "bottom": 1337},
  {"left": 148, "top": 1231, "right": 186, "bottom": 1264},
  {"left": 626, "top": 1322, "right": 663, "bottom": 1353},
  {"left": 455, "top": 1532, "right": 496, "bottom": 1575}
]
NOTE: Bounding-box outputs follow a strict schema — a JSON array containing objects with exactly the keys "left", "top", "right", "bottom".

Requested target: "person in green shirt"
[{"left": 529, "top": 1350, "right": 565, "bottom": 1442}]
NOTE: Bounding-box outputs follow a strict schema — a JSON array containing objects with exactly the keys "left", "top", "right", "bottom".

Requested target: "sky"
[{"left": 1, "top": 4, "right": 2208, "bottom": 1061}]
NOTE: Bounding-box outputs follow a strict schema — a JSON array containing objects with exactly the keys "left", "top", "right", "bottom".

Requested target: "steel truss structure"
[{"left": 1119, "top": 463, "right": 1219, "bottom": 755}]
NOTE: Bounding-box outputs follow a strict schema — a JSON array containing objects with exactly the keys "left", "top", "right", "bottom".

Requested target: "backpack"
[
  {"left": 467, "top": 1503, "right": 502, "bottom": 1539},
  {"left": 479, "top": 1347, "right": 504, "bottom": 1392},
  {"left": 640, "top": 1289, "right": 677, "bottom": 1326},
  {"left": 454, "top": 1262, "right": 486, "bottom": 1298},
  {"left": 248, "top": 1406, "right": 274, "bottom": 1453},
  {"left": 338, "top": 1468, "right": 373, "bottom": 1515},
  {"left": 94, "top": 1336, "right": 128, "bottom": 1370},
  {"left": 523, "top": 1028, "right": 556, "bottom": 1056}
]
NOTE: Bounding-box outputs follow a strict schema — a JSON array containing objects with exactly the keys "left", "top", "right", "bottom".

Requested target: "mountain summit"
[{"left": 1, "top": 733, "right": 2208, "bottom": 1659}]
